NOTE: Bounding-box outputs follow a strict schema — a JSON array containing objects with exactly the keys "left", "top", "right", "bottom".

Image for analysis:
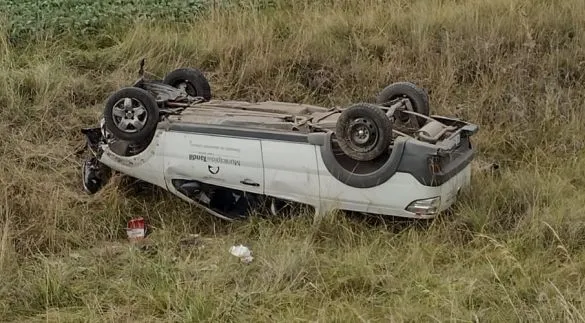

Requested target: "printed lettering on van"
[{"left": 189, "top": 154, "right": 241, "bottom": 167}]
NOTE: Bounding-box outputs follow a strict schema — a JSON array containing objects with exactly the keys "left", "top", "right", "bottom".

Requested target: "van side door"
[{"left": 163, "top": 131, "right": 264, "bottom": 195}]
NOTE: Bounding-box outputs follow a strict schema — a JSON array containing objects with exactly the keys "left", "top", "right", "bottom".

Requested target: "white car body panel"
[
  {"left": 96, "top": 127, "right": 472, "bottom": 220},
  {"left": 260, "top": 140, "right": 321, "bottom": 208},
  {"left": 316, "top": 155, "right": 471, "bottom": 219},
  {"left": 83, "top": 86, "right": 479, "bottom": 221},
  {"left": 162, "top": 132, "right": 265, "bottom": 195},
  {"left": 98, "top": 130, "right": 167, "bottom": 189}
]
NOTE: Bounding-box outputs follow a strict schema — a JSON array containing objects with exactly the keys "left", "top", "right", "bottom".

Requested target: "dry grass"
[{"left": 1, "top": 0, "right": 585, "bottom": 321}]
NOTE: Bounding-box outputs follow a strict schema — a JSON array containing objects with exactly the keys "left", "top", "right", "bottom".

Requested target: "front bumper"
[{"left": 403, "top": 163, "right": 471, "bottom": 219}]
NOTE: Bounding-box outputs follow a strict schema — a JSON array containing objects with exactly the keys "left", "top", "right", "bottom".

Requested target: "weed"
[{"left": 1, "top": 0, "right": 585, "bottom": 321}]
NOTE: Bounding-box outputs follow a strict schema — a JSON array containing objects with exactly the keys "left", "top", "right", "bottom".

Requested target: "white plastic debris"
[{"left": 230, "top": 244, "right": 253, "bottom": 263}]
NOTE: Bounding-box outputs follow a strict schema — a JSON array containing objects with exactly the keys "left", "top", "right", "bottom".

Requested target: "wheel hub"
[
  {"left": 352, "top": 125, "right": 370, "bottom": 144},
  {"left": 347, "top": 117, "right": 378, "bottom": 151},
  {"left": 111, "top": 97, "right": 148, "bottom": 133}
]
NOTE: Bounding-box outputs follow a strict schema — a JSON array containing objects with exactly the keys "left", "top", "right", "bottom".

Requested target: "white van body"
[{"left": 89, "top": 99, "right": 477, "bottom": 221}]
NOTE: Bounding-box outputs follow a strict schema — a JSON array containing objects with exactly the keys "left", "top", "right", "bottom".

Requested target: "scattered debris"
[
  {"left": 126, "top": 217, "right": 146, "bottom": 242},
  {"left": 230, "top": 244, "right": 253, "bottom": 264}
]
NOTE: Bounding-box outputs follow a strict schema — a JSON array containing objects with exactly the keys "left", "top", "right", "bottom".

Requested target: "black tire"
[
  {"left": 162, "top": 67, "right": 212, "bottom": 101},
  {"left": 335, "top": 103, "right": 393, "bottom": 161},
  {"left": 376, "top": 82, "right": 430, "bottom": 125},
  {"left": 103, "top": 87, "right": 160, "bottom": 143}
]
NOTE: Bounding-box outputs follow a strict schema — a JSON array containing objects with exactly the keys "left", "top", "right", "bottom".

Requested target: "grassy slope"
[{"left": 2, "top": 0, "right": 585, "bottom": 321}]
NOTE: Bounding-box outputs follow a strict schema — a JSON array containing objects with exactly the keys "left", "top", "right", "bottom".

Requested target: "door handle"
[{"left": 240, "top": 179, "right": 260, "bottom": 187}]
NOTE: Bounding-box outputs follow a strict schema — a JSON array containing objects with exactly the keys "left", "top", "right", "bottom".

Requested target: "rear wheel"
[
  {"left": 163, "top": 67, "right": 212, "bottom": 101},
  {"left": 103, "top": 87, "right": 160, "bottom": 143},
  {"left": 376, "top": 81, "right": 430, "bottom": 126},
  {"left": 335, "top": 103, "right": 393, "bottom": 161}
]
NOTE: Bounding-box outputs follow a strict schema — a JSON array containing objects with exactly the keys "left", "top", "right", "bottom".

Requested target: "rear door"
[
  {"left": 163, "top": 131, "right": 264, "bottom": 195},
  {"left": 261, "top": 140, "right": 320, "bottom": 208}
]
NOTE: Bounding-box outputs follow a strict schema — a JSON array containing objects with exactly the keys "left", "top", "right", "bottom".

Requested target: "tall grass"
[{"left": 1, "top": 0, "right": 585, "bottom": 321}]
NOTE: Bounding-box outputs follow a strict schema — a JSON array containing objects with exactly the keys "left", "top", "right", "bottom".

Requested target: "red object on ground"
[{"left": 127, "top": 217, "right": 146, "bottom": 241}]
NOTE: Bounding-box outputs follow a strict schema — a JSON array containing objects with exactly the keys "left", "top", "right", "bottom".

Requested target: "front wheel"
[
  {"left": 103, "top": 87, "right": 160, "bottom": 143},
  {"left": 335, "top": 103, "right": 393, "bottom": 161}
]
